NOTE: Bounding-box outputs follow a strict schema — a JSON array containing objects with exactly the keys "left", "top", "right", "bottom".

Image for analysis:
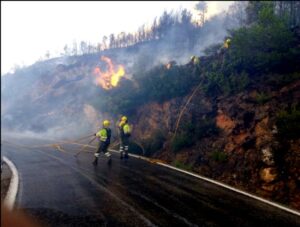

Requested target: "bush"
[
  {"left": 171, "top": 133, "right": 194, "bottom": 153},
  {"left": 172, "top": 160, "right": 192, "bottom": 171},
  {"left": 142, "top": 130, "right": 166, "bottom": 156},
  {"left": 195, "top": 118, "right": 219, "bottom": 139},
  {"left": 255, "top": 92, "right": 271, "bottom": 104},
  {"left": 128, "top": 142, "right": 144, "bottom": 155},
  {"left": 211, "top": 150, "right": 228, "bottom": 162},
  {"left": 203, "top": 72, "right": 229, "bottom": 96},
  {"left": 228, "top": 71, "right": 249, "bottom": 93},
  {"left": 228, "top": 4, "right": 298, "bottom": 75},
  {"left": 266, "top": 72, "right": 300, "bottom": 87},
  {"left": 276, "top": 106, "right": 300, "bottom": 140},
  {"left": 203, "top": 71, "right": 249, "bottom": 96}
]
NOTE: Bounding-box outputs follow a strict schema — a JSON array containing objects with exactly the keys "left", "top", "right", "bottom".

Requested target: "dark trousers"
[
  {"left": 120, "top": 137, "right": 129, "bottom": 157},
  {"left": 95, "top": 142, "right": 109, "bottom": 158}
]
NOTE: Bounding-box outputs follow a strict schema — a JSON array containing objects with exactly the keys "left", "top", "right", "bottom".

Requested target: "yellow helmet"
[
  {"left": 121, "top": 116, "right": 127, "bottom": 121},
  {"left": 193, "top": 57, "right": 200, "bottom": 65},
  {"left": 103, "top": 120, "right": 110, "bottom": 127}
]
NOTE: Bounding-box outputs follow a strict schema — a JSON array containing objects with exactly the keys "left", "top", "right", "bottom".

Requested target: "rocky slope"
[{"left": 130, "top": 76, "right": 300, "bottom": 210}]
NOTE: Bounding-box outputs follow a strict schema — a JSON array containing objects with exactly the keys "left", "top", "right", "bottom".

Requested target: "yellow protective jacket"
[
  {"left": 119, "top": 121, "right": 131, "bottom": 138},
  {"left": 96, "top": 127, "right": 111, "bottom": 143},
  {"left": 223, "top": 39, "right": 231, "bottom": 49}
]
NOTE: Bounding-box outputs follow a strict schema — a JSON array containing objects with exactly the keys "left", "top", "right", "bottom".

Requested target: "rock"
[
  {"left": 260, "top": 167, "right": 277, "bottom": 183},
  {"left": 216, "top": 112, "right": 236, "bottom": 135},
  {"left": 271, "top": 125, "right": 278, "bottom": 134},
  {"left": 280, "top": 80, "right": 300, "bottom": 94},
  {"left": 255, "top": 117, "right": 273, "bottom": 148},
  {"left": 261, "top": 147, "right": 275, "bottom": 166},
  {"left": 233, "top": 132, "right": 250, "bottom": 145},
  {"left": 254, "top": 110, "right": 267, "bottom": 121},
  {"left": 261, "top": 184, "right": 275, "bottom": 192}
]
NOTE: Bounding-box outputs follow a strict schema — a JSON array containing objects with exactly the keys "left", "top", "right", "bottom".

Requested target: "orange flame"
[{"left": 93, "top": 56, "right": 125, "bottom": 89}]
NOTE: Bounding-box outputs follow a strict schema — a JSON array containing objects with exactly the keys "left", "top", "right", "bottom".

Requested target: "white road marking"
[
  {"left": 3, "top": 156, "right": 19, "bottom": 211},
  {"left": 109, "top": 149, "right": 300, "bottom": 217}
]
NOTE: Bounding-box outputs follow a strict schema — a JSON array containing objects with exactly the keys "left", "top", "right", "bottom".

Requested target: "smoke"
[{"left": 1, "top": 3, "right": 246, "bottom": 140}]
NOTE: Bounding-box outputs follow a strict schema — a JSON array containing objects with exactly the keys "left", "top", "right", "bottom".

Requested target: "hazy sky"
[{"left": 1, "top": 1, "right": 233, "bottom": 75}]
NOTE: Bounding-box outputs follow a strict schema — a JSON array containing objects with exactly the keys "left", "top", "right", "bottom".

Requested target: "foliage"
[
  {"left": 266, "top": 72, "right": 300, "bottom": 87},
  {"left": 194, "top": 118, "right": 220, "bottom": 139},
  {"left": 142, "top": 130, "right": 166, "bottom": 156},
  {"left": 171, "top": 132, "right": 194, "bottom": 153},
  {"left": 255, "top": 92, "right": 271, "bottom": 105},
  {"left": 170, "top": 117, "right": 219, "bottom": 153},
  {"left": 203, "top": 71, "right": 249, "bottom": 96},
  {"left": 276, "top": 105, "right": 300, "bottom": 140},
  {"left": 128, "top": 142, "right": 144, "bottom": 155},
  {"left": 227, "top": 3, "right": 298, "bottom": 75},
  {"left": 172, "top": 160, "right": 193, "bottom": 171},
  {"left": 136, "top": 65, "right": 197, "bottom": 103},
  {"left": 202, "top": 72, "right": 228, "bottom": 96},
  {"left": 211, "top": 150, "right": 228, "bottom": 162}
]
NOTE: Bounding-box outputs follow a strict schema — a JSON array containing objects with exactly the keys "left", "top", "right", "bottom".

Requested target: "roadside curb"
[
  {"left": 110, "top": 149, "right": 300, "bottom": 217},
  {"left": 3, "top": 156, "right": 19, "bottom": 211}
]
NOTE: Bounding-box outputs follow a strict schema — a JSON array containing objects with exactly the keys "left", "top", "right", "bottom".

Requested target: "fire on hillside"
[{"left": 93, "top": 56, "right": 125, "bottom": 89}]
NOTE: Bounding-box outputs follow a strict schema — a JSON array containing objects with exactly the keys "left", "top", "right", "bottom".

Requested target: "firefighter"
[
  {"left": 193, "top": 56, "right": 200, "bottom": 65},
  {"left": 118, "top": 116, "right": 131, "bottom": 159},
  {"left": 189, "top": 56, "right": 200, "bottom": 66},
  {"left": 92, "top": 120, "right": 112, "bottom": 165},
  {"left": 221, "top": 38, "right": 231, "bottom": 65},
  {"left": 223, "top": 38, "right": 231, "bottom": 49}
]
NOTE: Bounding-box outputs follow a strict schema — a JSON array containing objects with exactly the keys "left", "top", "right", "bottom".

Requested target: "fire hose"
[
  {"left": 2, "top": 132, "right": 145, "bottom": 158},
  {"left": 173, "top": 82, "right": 203, "bottom": 141},
  {"left": 74, "top": 136, "right": 97, "bottom": 157}
]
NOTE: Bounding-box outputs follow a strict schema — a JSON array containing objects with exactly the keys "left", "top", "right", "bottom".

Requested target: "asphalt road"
[{"left": 1, "top": 136, "right": 300, "bottom": 227}]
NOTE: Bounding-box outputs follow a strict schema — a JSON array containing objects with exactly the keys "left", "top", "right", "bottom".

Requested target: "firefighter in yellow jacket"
[
  {"left": 92, "top": 120, "right": 112, "bottom": 165},
  {"left": 223, "top": 38, "right": 231, "bottom": 49},
  {"left": 118, "top": 116, "right": 131, "bottom": 159}
]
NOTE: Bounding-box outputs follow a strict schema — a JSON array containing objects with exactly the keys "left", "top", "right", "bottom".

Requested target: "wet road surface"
[{"left": 1, "top": 136, "right": 300, "bottom": 227}]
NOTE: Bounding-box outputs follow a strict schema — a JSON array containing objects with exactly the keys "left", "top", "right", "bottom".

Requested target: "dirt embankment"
[{"left": 131, "top": 79, "right": 300, "bottom": 211}]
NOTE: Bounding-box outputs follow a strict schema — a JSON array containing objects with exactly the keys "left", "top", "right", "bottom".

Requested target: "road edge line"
[
  {"left": 157, "top": 162, "right": 300, "bottom": 217},
  {"left": 109, "top": 149, "right": 300, "bottom": 217},
  {"left": 3, "top": 156, "right": 19, "bottom": 211}
]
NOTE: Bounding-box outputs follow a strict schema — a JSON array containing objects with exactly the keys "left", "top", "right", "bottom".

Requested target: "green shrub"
[
  {"left": 276, "top": 106, "right": 300, "bottom": 139},
  {"left": 203, "top": 72, "right": 230, "bottom": 96},
  {"left": 128, "top": 142, "right": 144, "bottom": 155},
  {"left": 227, "top": 5, "right": 297, "bottom": 75},
  {"left": 255, "top": 92, "right": 271, "bottom": 104},
  {"left": 171, "top": 133, "right": 194, "bottom": 153},
  {"left": 172, "top": 160, "right": 192, "bottom": 171},
  {"left": 195, "top": 118, "right": 219, "bottom": 139},
  {"left": 211, "top": 150, "right": 228, "bottom": 162},
  {"left": 143, "top": 130, "right": 166, "bottom": 156},
  {"left": 228, "top": 71, "right": 249, "bottom": 93},
  {"left": 203, "top": 71, "right": 249, "bottom": 96},
  {"left": 266, "top": 72, "right": 300, "bottom": 87}
]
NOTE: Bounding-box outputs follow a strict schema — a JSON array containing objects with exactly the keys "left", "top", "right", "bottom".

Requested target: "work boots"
[
  {"left": 104, "top": 152, "right": 111, "bottom": 158},
  {"left": 105, "top": 152, "right": 112, "bottom": 165}
]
